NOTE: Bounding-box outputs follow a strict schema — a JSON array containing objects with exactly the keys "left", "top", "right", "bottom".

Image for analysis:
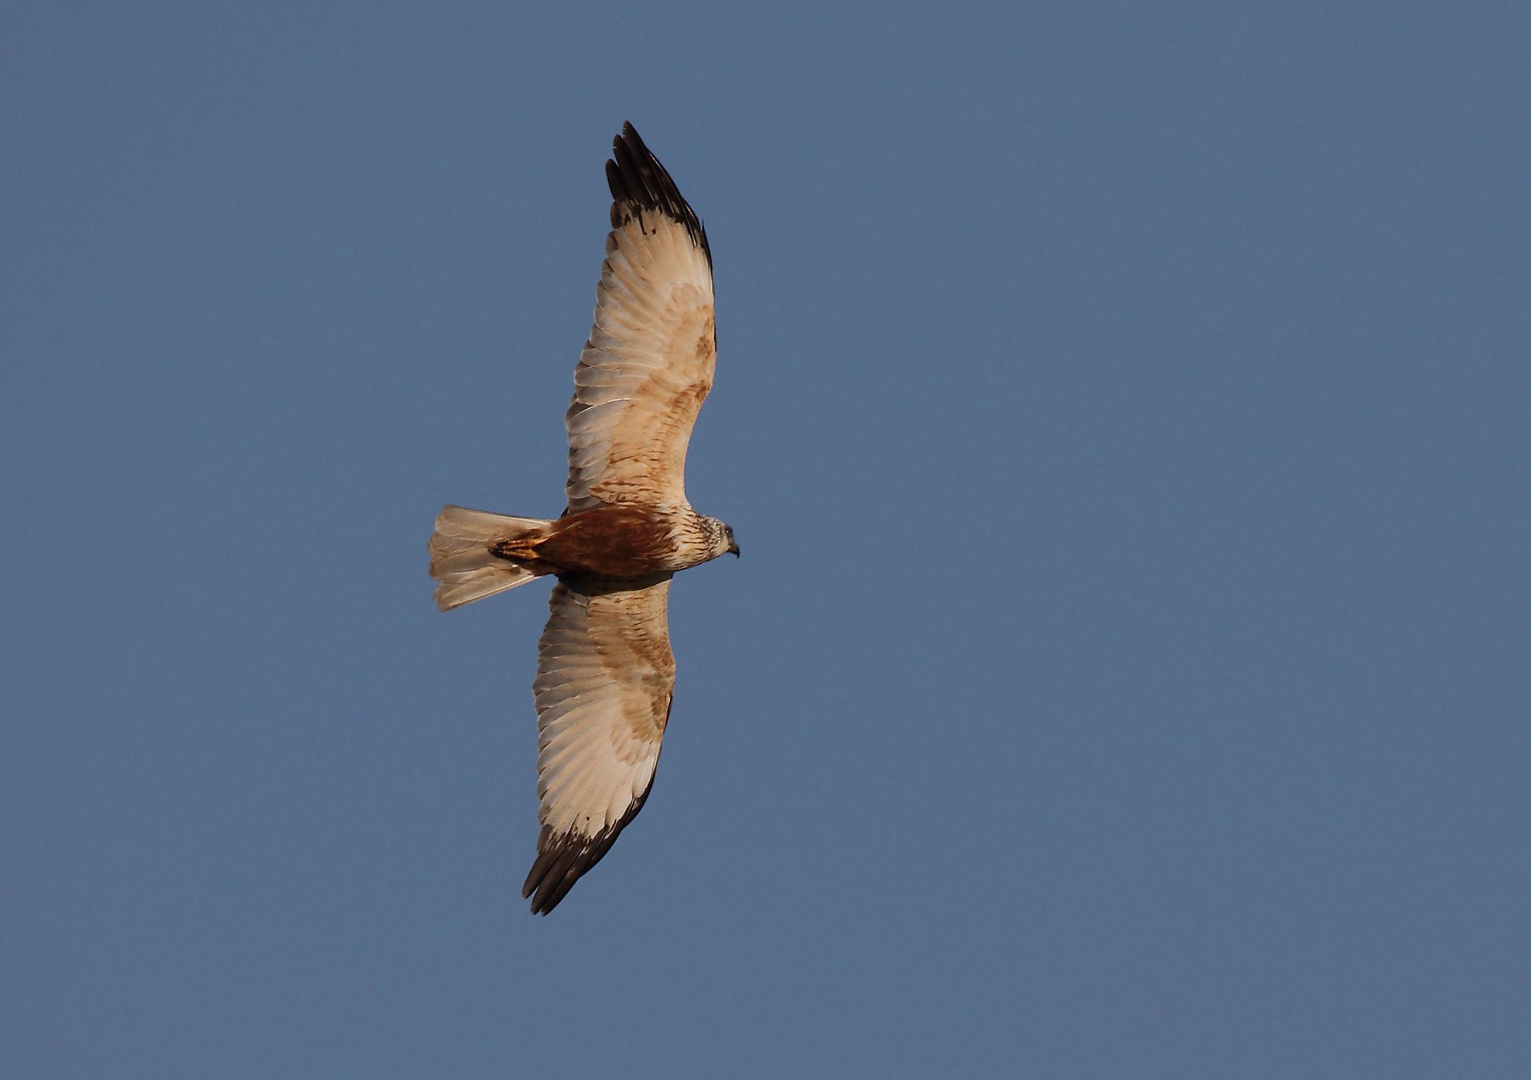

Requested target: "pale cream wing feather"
[
  {"left": 522, "top": 575, "right": 675, "bottom": 914},
  {"left": 565, "top": 124, "right": 716, "bottom": 512}
]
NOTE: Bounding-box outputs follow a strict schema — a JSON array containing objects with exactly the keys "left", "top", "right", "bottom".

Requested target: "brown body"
[{"left": 491, "top": 504, "right": 673, "bottom": 580}]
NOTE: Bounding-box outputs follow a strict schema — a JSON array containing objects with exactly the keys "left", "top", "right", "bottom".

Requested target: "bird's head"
[{"left": 704, "top": 516, "right": 740, "bottom": 560}]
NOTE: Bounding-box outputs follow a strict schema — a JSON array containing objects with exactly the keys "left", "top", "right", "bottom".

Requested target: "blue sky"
[{"left": 4, "top": 3, "right": 1529, "bottom": 1076}]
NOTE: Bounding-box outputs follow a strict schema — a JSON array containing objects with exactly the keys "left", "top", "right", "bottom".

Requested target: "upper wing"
[
  {"left": 565, "top": 123, "right": 717, "bottom": 512},
  {"left": 523, "top": 575, "right": 676, "bottom": 914}
]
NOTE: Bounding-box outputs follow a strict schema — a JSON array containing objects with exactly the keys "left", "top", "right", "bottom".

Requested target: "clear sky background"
[{"left": 4, "top": 3, "right": 1528, "bottom": 1077}]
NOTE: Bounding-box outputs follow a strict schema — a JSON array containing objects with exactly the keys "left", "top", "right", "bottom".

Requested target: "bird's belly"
[{"left": 535, "top": 504, "right": 682, "bottom": 580}]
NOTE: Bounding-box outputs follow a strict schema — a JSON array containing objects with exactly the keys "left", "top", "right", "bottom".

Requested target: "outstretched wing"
[
  {"left": 565, "top": 123, "right": 716, "bottom": 512},
  {"left": 523, "top": 576, "right": 676, "bottom": 914}
]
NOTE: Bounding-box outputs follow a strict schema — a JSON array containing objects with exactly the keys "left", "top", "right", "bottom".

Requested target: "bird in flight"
[{"left": 428, "top": 123, "right": 737, "bottom": 914}]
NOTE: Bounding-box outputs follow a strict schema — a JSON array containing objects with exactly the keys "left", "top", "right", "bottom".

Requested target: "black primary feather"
[
  {"left": 605, "top": 122, "right": 712, "bottom": 267},
  {"left": 522, "top": 770, "right": 658, "bottom": 915}
]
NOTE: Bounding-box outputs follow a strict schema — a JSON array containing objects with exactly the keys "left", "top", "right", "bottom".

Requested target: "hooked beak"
[{"left": 728, "top": 540, "right": 740, "bottom": 557}]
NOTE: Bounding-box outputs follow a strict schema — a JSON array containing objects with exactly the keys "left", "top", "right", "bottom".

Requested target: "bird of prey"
[{"left": 428, "top": 124, "right": 737, "bottom": 915}]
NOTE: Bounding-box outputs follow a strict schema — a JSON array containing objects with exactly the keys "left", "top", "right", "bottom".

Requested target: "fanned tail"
[{"left": 428, "top": 505, "right": 553, "bottom": 611}]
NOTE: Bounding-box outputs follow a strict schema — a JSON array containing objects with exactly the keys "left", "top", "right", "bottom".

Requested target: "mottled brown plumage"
[
  {"left": 427, "top": 123, "right": 738, "bottom": 914},
  {"left": 492, "top": 504, "right": 720, "bottom": 581}
]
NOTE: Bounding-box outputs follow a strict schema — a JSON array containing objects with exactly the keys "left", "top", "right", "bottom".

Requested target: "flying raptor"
[{"left": 428, "top": 124, "right": 737, "bottom": 914}]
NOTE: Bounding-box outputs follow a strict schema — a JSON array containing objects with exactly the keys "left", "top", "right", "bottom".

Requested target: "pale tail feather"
[{"left": 429, "top": 505, "right": 553, "bottom": 611}]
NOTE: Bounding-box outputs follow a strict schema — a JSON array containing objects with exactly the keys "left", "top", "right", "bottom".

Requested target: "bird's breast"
[{"left": 535, "top": 504, "right": 692, "bottom": 580}]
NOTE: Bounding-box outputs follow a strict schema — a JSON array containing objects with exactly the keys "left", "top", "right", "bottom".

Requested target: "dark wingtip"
[
  {"left": 522, "top": 771, "right": 658, "bottom": 915},
  {"left": 605, "top": 122, "right": 711, "bottom": 266}
]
